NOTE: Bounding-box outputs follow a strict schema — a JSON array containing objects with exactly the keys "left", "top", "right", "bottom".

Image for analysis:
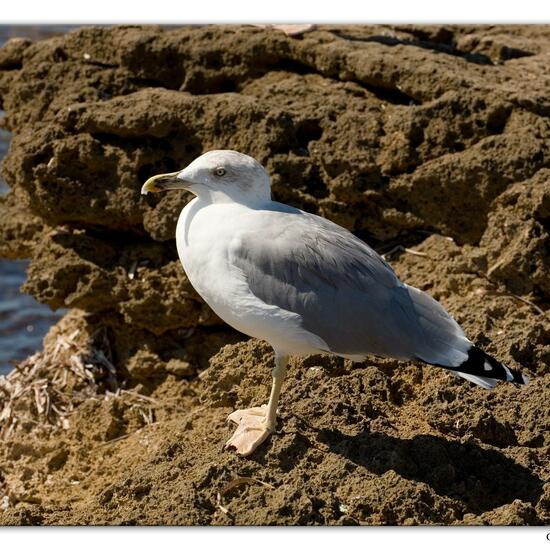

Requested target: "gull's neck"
[{"left": 193, "top": 189, "right": 273, "bottom": 209}]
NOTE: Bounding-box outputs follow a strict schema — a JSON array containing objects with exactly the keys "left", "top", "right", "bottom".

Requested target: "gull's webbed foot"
[{"left": 225, "top": 405, "right": 274, "bottom": 457}]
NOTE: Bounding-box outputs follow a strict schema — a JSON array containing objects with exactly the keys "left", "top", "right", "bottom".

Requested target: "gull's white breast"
[{"left": 175, "top": 199, "right": 327, "bottom": 355}]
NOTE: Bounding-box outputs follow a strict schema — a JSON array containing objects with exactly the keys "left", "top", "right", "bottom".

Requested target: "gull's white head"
[{"left": 141, "top": 150, "right": 272, "bottom": 205}]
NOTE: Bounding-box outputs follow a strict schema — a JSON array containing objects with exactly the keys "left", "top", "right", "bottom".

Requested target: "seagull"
[{"left": 141, "top": 150, "right": 529, "bottom": 456}]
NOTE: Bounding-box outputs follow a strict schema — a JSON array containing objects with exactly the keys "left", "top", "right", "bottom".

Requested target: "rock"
[
  {"left": 0, "top": 37, "right": 32, "bottom": 70},
  {"left": 473, "top": 500, "right": 541, "bottom": 525},
  {"left": 126, "top": 350, "right": 167, "bottom": 379}
]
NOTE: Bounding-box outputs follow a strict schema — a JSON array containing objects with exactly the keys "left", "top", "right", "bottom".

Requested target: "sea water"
[{"left": 0, "top": 26, "right": 75, "bottom": 374}]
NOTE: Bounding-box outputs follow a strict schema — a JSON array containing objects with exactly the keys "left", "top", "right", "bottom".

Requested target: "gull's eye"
[{"left": 214, "top": 167, "right": 226, "bottom": 177}]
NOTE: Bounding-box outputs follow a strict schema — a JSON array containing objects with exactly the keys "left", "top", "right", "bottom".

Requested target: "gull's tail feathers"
[
  {"left": 417, "top": 344, "right": 529, "bottom": 389},
  {"left": 404, "top": 284, "right": 529, "bottom": 389},
  {"left": 449, "top": 345, "right": 529, "bottom": 388},
  {"left": 449, "top": 370, "right": 498, "bottom": 389},
  {"left": 417, "top": 344, "right": 530, "bottom": 389}
]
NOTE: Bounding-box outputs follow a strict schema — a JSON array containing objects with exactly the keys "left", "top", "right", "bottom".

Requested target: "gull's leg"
[{"left": 225, "top": 353, "right": 288, "bottom": 457}]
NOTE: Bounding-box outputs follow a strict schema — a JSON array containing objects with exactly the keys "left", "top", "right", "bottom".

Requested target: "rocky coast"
[{"left": 0, "top": 24, "right": 548, "bottom": 525}]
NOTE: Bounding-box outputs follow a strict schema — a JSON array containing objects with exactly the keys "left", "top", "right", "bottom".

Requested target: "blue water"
[{"left": 0, "top": 26, "right": 75, "bottom": 374}]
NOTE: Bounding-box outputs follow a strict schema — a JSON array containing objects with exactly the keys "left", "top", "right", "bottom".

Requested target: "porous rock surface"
[{"left": 0, "top": 24, "right": 548, "bottom": 525}]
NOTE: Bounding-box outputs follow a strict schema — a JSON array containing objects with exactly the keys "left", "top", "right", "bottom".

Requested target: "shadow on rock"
[{"left": 317, "top": 428, "right": 543, "bottom": 515}]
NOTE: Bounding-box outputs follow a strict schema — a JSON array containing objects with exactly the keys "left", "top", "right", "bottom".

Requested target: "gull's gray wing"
[{"left": 231, "top": 204, "right": 470, "bottom": 364}]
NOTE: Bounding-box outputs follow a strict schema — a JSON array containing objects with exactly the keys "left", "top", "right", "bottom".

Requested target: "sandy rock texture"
[{"left": 0, "top": 24, "right": 548, "bottom": 525}]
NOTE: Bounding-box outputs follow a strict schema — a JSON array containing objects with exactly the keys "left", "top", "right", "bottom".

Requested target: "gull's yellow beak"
[{"left": 141, "top": 171, "right": 182, "bottom": 195}]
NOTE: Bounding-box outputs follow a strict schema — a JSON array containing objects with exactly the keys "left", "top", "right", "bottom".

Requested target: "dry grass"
[
  {"left": 0, "top": 326, "right": 120, "bottom": 440},
  {"left": 0, "top": 318, "right": 172, "bottom": 511}
]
